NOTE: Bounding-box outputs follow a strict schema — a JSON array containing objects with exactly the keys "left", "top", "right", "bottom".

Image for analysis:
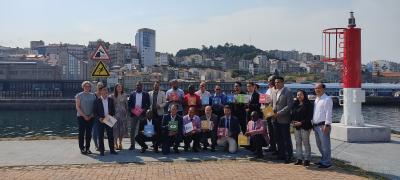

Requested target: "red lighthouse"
[{"left": 343, "top": 12, "right": 362, "bottom": 88}]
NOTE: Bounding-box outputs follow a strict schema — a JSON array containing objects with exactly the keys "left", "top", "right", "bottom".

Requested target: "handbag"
[
  {"left": 144, "top": 124, "right": 155, "bottom": 137},
  {"left": 238, "top": 133, "right": 250, "bottom": 146}
]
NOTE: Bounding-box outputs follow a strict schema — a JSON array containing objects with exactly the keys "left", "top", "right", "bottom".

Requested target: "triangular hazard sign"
[
  {"left": 91, "top": 44, "right": 110, "bottom": 60},
  {"left": 91, "top": 61, "right": 110, "bottom": 77}
]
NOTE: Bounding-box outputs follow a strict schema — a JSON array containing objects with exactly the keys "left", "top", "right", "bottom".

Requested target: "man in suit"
[
  {"left": 230, "top": 82, "right": 246, "bottom": 134},
  {"left": 128, "top": 81, "right": 150, "bottom": 150},
  {"left": 160, "top": 104, "right": 183, "bottom": 155},
  {"left": 149, "top": 81, "right": 166, "bottom": 138},
  {"left": 217, "top": 105, "right": 240, "bottom": 153},
  {"left": 271, "top": 76, "right": 294, "bottom": 163},
  {"left": 200, "top": 106, "right": 219, "bottom": 152},
  {"left": 135, "top": 110, "right": 160, "bottom": 153},
  {"left": 246, "top": 82, "right": 261, "bottom": 127},
  {"left": 93, "top": 85, "right": 118, "bottom": 156}
]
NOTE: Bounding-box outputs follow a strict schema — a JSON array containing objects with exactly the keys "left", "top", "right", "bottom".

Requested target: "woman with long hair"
[
  {"left": 291, "top": 89, "right": 313, "bottom": 166},
  {"left": 110, "top": 83, "right": 128, "bottom": 150}
]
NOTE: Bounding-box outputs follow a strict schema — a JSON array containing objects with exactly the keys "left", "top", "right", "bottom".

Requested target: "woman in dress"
[{"left": 110, "top": 83, "right": 128, "bottom": 150}]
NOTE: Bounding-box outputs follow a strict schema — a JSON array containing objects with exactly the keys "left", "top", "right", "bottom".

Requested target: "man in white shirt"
[{"left": 313, "top": 83, "right": 333, "bottom": 168}]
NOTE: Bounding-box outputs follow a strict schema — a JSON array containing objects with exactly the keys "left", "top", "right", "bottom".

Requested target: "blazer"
[
  {"left": 161, "top": 113, "right": 183, "bottom": 136},
  {"left": 218, "top": 115, "right": 240, "bottom": 138},
  {"left": 291, "top": 101, "right": 313, "bottom": 130},
  {"left": 138, "top": 118, "right": 161, "bottom": 135},
  {"left": 93, "top": 97, "right": 116, "bottom": 119},
  {"left": 200, "top": 113, "right": 219, "bottom": 132},
  {"left": 248, "top": 91, "right": 261, "bottom": 117},
  {"left": 149, "top": 90, "right": 167, "bottom": 116},
  {"left": 128, "top": 91, "right": 150, "bottom": 117},
  {"left": 271, "top": 86, "right": 294, "bottom": 124}
]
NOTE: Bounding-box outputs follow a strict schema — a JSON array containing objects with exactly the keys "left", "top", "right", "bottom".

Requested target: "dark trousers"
[
  {"left": 161, "top": 134, "right": 182, "bottom": 154},
  {"left": 200, "top": 130, "right": 217, "bottom": 149},
  {"left": 249, "top": 134, "right": 266, "bottom": 156},
  {"left": 183, "top": 133, "right": 201, "bottom": 150},
  {"left": 78, "top": 116, "right": 94, "bottom": 151},
  {"left": 274, "top": 122, "right": 293, "bottom": 160},
  {"left": 267, "top": 117, "right": 277, "bottom": 151},
  {"left": 135, "top": 133, "right": 159, "bottom": 150},
  {"left": 98, "top": 122, "right": 115, "bottom": 153},
  {"left": 235, "top": 113, "right": 247, "bottom": 134}
]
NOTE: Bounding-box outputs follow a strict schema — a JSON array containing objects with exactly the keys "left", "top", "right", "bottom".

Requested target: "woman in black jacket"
[{"left": 291, "top": 89, "right": 313, "bottom": 166}]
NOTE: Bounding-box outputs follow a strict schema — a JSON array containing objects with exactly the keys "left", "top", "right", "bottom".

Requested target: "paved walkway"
[
  {"left": 0, "top": 134, "right": 399, "bottom": 179},
  {"left": 0, "top": 161, "right": 366, "bottom": 180}
]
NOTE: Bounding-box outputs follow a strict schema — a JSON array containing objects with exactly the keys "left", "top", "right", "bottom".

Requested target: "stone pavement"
[
  {"left": 1, "top": 161, "right": 366, "bottom": 180},
  {"left": 0, "top": 133, "right": 399, "bottom": 179}
]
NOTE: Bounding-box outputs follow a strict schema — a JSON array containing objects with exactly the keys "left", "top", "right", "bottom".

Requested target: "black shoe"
[
  {"left": 140, "top": 147, "right": 148, "bottom": 153},
  {"left": 303, "top": 160, "right": 310, "bottom": 166},
  {"left": 256, "top": 154, "right": 264, "bottom": 159},
  {"left": 100, "top": 152, "right": 105, "bottom": 156},
  {"left": 174, "top": 148, "right": 180, "bottom": 154},
  {"left": 184, "top": 147, "right": 189, "bottom": 152},
  {"left": 210, "top": 148, "right": 216, "bottom": 152},
  {"left": 86, "top": 150, "right": 92, "bottom": 154},
  {"left": 154, "top": 148, "right": 159, "bottom": 153},
  {"left": 162, "top": 152, "right": 169, "bottom": 155},
  {"left": 272, "top": 151, "right": 278, "bottom": 155},
  {"left": 193, "top": 148, "right": 199, "bottom": 153},
  {"left": 202, "top": 146, "right": 208, "bottom": 151},
  {"left": 110, "top": 151, "right": 118, "bottom": 155},
  {"left": 265, "top": 148, "right": 276, "bottom": 152},
  {"left": 318, "top": 164, "right": 332, "bottom": 169},
  {"left": 284, "top": 158, "right": 293, "bottom": 164},
  {"left": 128, "top": 145, "right": 135, "bottom": 150},
  {"left": 80, "top": 149, "right": 87, "bottom": 155},
  {"left": 294, "top": 159, "right": 303, "bottom": 165},
  {"left": 314, "top": 162, "right": 322, "bottom": 166}
]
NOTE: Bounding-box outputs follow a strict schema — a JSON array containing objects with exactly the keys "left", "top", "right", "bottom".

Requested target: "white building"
[
  {"left": 135, "top": 28, "right": 156, "bottom": 67},
  {"left": 156, "top": 52, "right": 169, "bottom": 66}
]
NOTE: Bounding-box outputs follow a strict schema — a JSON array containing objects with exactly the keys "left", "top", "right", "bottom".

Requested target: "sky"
[{"left": 0, "top": 0, "right": 399, "bottom": 63}]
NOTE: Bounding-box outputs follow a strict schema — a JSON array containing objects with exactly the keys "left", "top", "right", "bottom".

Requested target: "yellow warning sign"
[{"left": 91, "top": 61, "right": 110, "bottom": 77}]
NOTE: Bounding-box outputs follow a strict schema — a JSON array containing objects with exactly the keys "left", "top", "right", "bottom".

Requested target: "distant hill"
[{"left": 175, "top": 43, "right": 268, "bottom": 60}]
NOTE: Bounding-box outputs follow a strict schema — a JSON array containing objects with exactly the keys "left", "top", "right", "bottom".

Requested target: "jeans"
[
  {"left": 274, "top": 122, "right": 293, "bottom": 159},
  {"left": 78, "top": 116, "right": 94, "bottom": 151},
  {"left": 294, "top": 128, "right": 311, "bottom": 161},
  {"left": 91, "top": 118, "right": 100, "bottom": 149},
  {"left": 314, "top": 125, "right": 332, "bottom": 166}
]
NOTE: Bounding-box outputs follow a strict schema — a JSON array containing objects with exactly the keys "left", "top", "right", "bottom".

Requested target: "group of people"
[{"left": 75, "top": 77, "right": 333, "bottom": 168}]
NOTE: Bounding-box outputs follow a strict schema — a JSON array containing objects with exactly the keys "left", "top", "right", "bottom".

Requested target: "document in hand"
[
  {"left": 263, "top": 105, "right": 274, "bottom": 118},
  {"left": 201, "top": 120, "right": 211, "bottom": 130},
  {"left": 103, "top": 115, "right": 117, "bottom": 128},
  {"left": 184, "top": 122, "right": 194, "bottom": 134},
  {"left": 168, "top": 120, "right": 178, "bottom": 132},
  {"left": 217, "top": 127, "right": 228, "bottom": 137},
  {"left": 238, "top": 133, "right": 250, "bottom": 146},
  {"left": 201, "top": 95, "right": 210, "bottom": 105},
  {"left": 144, "top": 124, "right": 155, "bottom": 137},
  {"left": 132, "top": 106, "right": 144, "bottom": 117},
  {"left": 226, "top": 94, "right": 235, "bottom": 103}
]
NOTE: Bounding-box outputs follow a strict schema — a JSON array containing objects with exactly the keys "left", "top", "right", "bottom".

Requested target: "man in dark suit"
[
  {"left": 246, "top": 82, "right": 261, "bottom": 124},
  {"left": 128, "top": 81, "right": 150, "bottom": 150},
  {"left": 271, "top": 76, "right": 294, "bottom": 163},
  {"left": 160, "top": 104, "right": 183, "bottom": 155},
  {"left": 217, "top": 105, "right": 240, "bottom": 153},
  {"left": 135, "top": 110, "right": 160, "bottom": 153},
  {"left": 200, "top": 106, "right": 219, "bottom": 151},
  {"left": 230, "top": 82, "right": 247, "bottom": 134},
  {"left": 93, "top": 85, "right": 117, "bottom": 156}
]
